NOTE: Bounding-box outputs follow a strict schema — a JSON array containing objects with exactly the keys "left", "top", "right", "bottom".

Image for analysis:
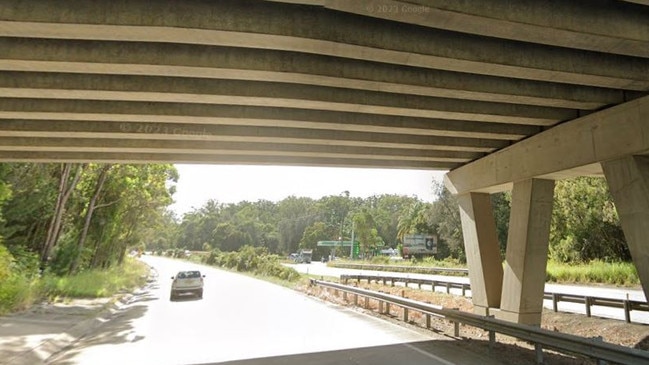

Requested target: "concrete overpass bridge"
[{"left": 1, "top": 0, "right": 648, "bottom": 325}]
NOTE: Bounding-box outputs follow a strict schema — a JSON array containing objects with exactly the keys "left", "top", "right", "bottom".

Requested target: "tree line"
[
  {"left": 167, "top": 177, "right": 629, "bottom": 265},
  {"left": 0, "top": 163, "right": 177, "bottom": 277},
  {"left": 0, "top": 162, "right": 630, "bottom": 283}
]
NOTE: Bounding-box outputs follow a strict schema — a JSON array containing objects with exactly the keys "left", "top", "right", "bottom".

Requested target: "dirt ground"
[{"left": 297, "top": 280, "right": 649, "bottom": 365}]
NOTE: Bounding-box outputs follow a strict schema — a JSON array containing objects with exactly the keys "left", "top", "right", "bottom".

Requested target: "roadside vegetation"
[
  {"left": 331, "top": 256, "right": 640, "bottom": 286},
  {"left": 0, "top": 161, "right": 641, "bottom": 315},
  {"left": 201, "top": 245, "right": 300, "bottom": 282},
  {"left": 0, "top": 163, "right": 176, "bottom": 314},
  {"left": 0, "top": 252, "right": 148, "bottom": 314}
]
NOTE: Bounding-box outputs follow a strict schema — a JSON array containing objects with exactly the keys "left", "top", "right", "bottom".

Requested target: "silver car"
[{"left": 170, "top": 270, "right": 205, "bottom": 300}]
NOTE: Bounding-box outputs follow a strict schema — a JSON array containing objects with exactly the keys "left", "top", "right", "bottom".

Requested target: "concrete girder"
[
  {"left": 0, "top": 38, "right": 631, "bottom": 110},
  {"left": 1, "top": 4, "right": 649, "bottom": 90},
  {"left": 0, "top": 150, "right": 458, "bottom": 170},
  {"left": 307, "top": 0, "right": 649, "bottom": 58},
  {"left": 445, "top": 95, "right": 649, "bottom": 194},
  {"left": 0, "top": 72, "right": 575, "bottom": 126},
  {"left": 0, "top": 137, "right": 480, "bottom": 164},
  {"left": 0, "top": 120, "right": 508, "bottom": 153},
  {"left": 0, "top": 98, "right": 540, "bottom": 141}
]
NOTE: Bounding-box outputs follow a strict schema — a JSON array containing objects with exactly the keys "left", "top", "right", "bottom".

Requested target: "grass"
[
  {"left": 546, "top": 260, "right": 639, "bottom": 286},
  {"left": 0, "top": 258, "right": 150, "bottom": 314},
  {"left": 333, "top": 256, "right": 467, "bottom": 268},
  {"left": 331, "top": 257, "right": 640, "bottom": 287},
  {"left": 42, "top": 258, "right": 150, "bottom": 299},
  {"left": 0, "top": 275, "right": 41, "bottom": 314}
]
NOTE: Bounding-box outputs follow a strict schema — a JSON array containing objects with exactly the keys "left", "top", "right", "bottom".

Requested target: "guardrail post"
[
  {"left": 364, "top": 296, "right": 369, "bottom": 309},
  {"left": 391, "top": 279, "right": 395, "bottom": 287},
  {"left": 623, "top": 300, "right": 631, "bottom": 323},
  {"left": 535, "top": 343, "right": 543, "bottom": 364},
  {"left": 403, "top": 307, "right": 409, "bottom": 322},
  {"left": 379, "top": 301, "right": 384, "bottom": 314},
  {"left": 488, "top": 330, "right": 495, "bottom": 351},
  {"left": 454, "top": 321, "right": 460, "bottom": 337},
  {"left": 386, "top": 302, "right": 391, "bottom": 315},
  {"left": 446, "top": 282, "right": 451, "bottom": 294},
  {"left": 585, "top": 296, "right": 592, "bottom": 317},
  {"left": 552, "top": 293, "right": 559, "bottom": 312},
  {"left": 462, "top": 284, "right": 467, "bottom": 296},
  {"left": 343, "top": 277, "right": 349, "bottom": 285},
  {"left": 431, "top": 281, "right": 437, "bottom": 291},
  {"left": 592, "top": 337, "right": 608, "bottom": 365},
  {"left": 343, "top": 291, "right": 347, "bottom": 301},
  {"left": 354, "top": 294, "right": 358, "bottom": 306},
  {"left": 426, "top": 314, "right": 431, "bottom": 329},
  {"left": 382, "top": 277, "right": 387, "bottom": 285}
]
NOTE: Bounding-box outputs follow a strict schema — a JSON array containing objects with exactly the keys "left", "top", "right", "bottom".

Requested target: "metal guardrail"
[
  {"left": 311, "top": 279, "right": 649, "bottom": 365},
  {"left": 544, "top": 292, "right": 649, "bottom": 323},
  {"left": 342, "top": 274, "right": 649, "bottom": 324},
  {"left": 330, "top": 262, "right": 469, "bottom": 275},
  {"left": 341, "top": 274, "right": 470, "bottom": 296}
]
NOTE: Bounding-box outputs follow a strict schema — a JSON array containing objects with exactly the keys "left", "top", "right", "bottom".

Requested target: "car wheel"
[
  {"left": 170, "top": 292, "right": 175, "bottom": 301},
  {"left": 197, "top": 289, "right": 203, "bottom": 299}
]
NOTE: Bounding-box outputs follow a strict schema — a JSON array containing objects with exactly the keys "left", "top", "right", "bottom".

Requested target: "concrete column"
[
  {"left": 497, "top": 179, "right": 555, "bottom": 325},
  {"left": 457, "top": 192, "right": 503, "bottom": 315},
  {"left": 601, "top": 155, "right": 649, "bottom": 302}
]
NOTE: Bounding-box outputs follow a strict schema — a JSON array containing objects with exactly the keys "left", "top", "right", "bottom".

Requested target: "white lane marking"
[{"left": 404, "top": 343, "right": 458, "bottom": 365}]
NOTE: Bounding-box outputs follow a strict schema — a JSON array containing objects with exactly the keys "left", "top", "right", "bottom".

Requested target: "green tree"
[
  {"left": 352, "top": 209, "right": 383, "bottom": 258},
  {"left": 430, "top": 180, "right": 464, "bottom": 261},
  {"left": 300, "top": 221, "right": 335, "bottom": 259},
  {"left": 397, "top": 201, "right": 434, "bottom": 242},
  {"left": 550, "top": 177, "right": 627, "bottom": 263}
]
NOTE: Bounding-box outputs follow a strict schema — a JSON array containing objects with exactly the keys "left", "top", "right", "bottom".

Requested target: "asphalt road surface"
[{"left": 47, "top": 256, "right": 500, "bottom": 365}]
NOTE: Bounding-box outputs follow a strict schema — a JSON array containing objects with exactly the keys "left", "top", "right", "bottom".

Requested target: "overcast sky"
[{"left": 168, "top": 164, "right": 447, "bottom": 216}]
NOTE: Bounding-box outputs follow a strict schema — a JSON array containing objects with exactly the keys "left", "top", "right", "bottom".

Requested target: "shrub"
[
  {"left": 370, "top": 256, "right": 390, "bottom": 265},
  {"left": 202, "top": 246, "right": 300, "bottom": 282}
]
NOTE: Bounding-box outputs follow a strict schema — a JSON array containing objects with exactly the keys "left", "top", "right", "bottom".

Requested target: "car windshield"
[{"left": 177, "top": 271, "right": 201, "bottom": 279}]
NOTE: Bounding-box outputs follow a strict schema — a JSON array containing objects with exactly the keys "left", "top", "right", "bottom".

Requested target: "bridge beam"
[
  {"left": 496, "top": 179, "right": 555, "bottom": 325},
  {"left": 445, "top": 95, "right": 649, "bottom": 194},
  {"left": 602, "top": 156, "right": 649, "bottom": 302},
  {"left": 457, "top": 193, "right": 503, "bottom": 315}
]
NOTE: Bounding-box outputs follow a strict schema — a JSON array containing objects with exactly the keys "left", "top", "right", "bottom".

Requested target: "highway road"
[
  {"left": 290, "top": 262, "right": 649, "bottom": 324},
  {"left": 47, "top": 256, "right": 500, "bottom": 365}
]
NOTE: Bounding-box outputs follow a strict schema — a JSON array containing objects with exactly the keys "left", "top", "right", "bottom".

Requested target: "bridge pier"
[
  {"left": 495, "top": 179, "right": 555, "bottom": 325},
  {"left": 458, "top": 192, "right": 503, "bottom": 315},
  {"left": 602, "top": 155, "right": 649, "bottom": 303}
]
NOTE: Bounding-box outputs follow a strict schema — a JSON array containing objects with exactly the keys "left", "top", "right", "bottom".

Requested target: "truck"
[
  {"left": 295, "top": 249, "right": 313, "bottom": 263},
  {"left": 401, "top": 234, "right": 437, "bottom": 259}
]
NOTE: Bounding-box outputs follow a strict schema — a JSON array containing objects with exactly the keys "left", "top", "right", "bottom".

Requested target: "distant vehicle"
[
  {"left": 295, "top": 249, "right": 313, "bottom": 264},
  {"left": 402, "top": 234, "right": 437, "bottom": 259},
  {"left": 170, "top": 270, "right": 205, "bottom": 300}
]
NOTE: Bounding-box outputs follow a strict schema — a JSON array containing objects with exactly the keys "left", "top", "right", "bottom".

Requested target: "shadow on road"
[
  {"left": 47, "top": 290, "right": 155, "bottom": 365},
  {"left": 190, "top": 338, "right": 598, "bottom": 365}
]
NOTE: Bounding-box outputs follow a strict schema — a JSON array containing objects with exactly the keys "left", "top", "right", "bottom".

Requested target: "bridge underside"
[{"left": 1, "top": 0, "right": 648, "bottom": 324}]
